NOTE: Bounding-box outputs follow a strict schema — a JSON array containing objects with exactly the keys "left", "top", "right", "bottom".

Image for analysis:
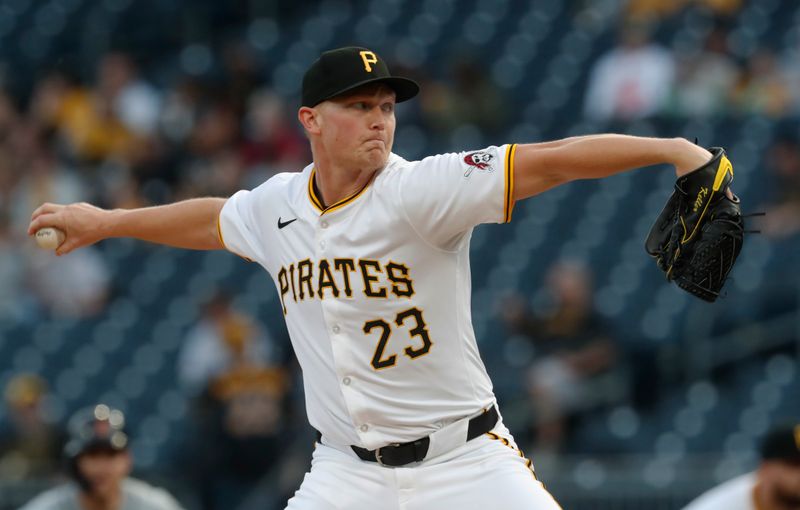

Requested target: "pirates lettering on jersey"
[
  {"left": 278, "top": 258, "right": 416, "bottom": 314},
  {"left": 297, "top": 259, "right": 314, "bottom": 300},
  {"left": 358, "top": 259, "right": 387, "bottom": 298},
  {"left": 385, "top": 261, "right": 414, "bottom": 298},
  {"left": 316, "top": 259, "right": 339, "bottom": 299}
]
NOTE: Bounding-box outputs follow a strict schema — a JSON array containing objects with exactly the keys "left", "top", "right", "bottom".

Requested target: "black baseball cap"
[
  {"left": 760, "top": 424, "right": 800, "bottom": 464},
  {"left": 301, "top": 46, "right": 419, "bottom": 107}
]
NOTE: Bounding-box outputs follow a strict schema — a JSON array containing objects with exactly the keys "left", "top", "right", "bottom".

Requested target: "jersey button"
[
  {"left": 319, "top": 241, "right": 326, "bottom": 249},
  {"left": 332, "top": 325, "right": 340, "bottom": 334},
  {"left": 342, "top": 376, "right": 351, "bottom": 386},
  {"left": 360, "top": 424, "right": 369, "bottom": 432},
  {"left": 320, "top": 220, "right": 329, "bottom": 229}
]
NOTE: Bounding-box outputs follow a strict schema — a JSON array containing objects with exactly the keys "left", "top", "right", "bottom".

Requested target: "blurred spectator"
[
  {"left": 626, "top": 0, "right": 743, "bottom": 21},
  {"left": 97, "top": 53, "right": 161, "bottom": 138},
  {"left": 19, "top": 404, "right": 184, "bottom": 510},
  {"left": 419, "top": 55, "right": 508, "bottom": 139},
  {"left": 26, "top": 246, "right": 111, "bottom": 318},
  {"left": 0, "top": 374, "right": 65, "bottom": 481},
  {"left": 781, "top": 39, "right": 800, "bottom": 115},
  {"left": 189, "top": 364, "right": 289, "bottom": 510},
  {"left": 682, "top": 423, "right": 800, "bottom": 510},
  {"left": 239, "top": 89, "right": 309, "bottom": 183},
  {"left": 177, "top": 290, "right": 280, "bottom": 396},
  {"left": 584, "top": 22, "right": 675, "bottom": 121},
  {"left": 159, "top": 77, "right": 204, "bottom": 146},
  {"left": 502, "top": 260, "right": 620, "bottom": 453},
  {"left": 28, "top": 52, "right": 159, "bottom": 170},
  {"left": 96, "top": 52, "right": 169, "bottom": 197},
  {"left": 177, "top": 291, "right": 288, "bottom": 510},
  {"left": 762, "top": 133, "right": 800, "bottom": 238},
  {"left": 176, "top": 100, "right": 243, "bottom": 199},
  {"left": 4, "top": 118, "right": 110, "bottom": 317},
  {"left": 6, "top": 123, "right": 86, "bottom": 234},
  {"left": 0, "top": 88, "right": 20, "bottom": 145},
  {"left": 178, "top": 148, "right": 244, "bottom": 201},
  {"left": 729, "top": 48, "right": 791, "bottom": 118},
  {"left": 30, "top": 71, "right": 134, "bottom": 163},
  {"left": 220, "top": 42, "right": 263, "bottom": 119},
  {"left": 0, "top": 146, "right": 18, "bottom": 210},
  {"left": 0, "top": 212, "right": 37, "bottom": 320},
  {"left": 667, "top": 26, "right": 739, "bottom": 117},
  {"left": 187, "top": 101, "right": 240, "bottom": 160}
]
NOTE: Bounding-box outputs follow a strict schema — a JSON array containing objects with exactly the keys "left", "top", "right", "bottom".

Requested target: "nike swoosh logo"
[{"left": 278, "top": 217, "right": 297, "bottom": 229}]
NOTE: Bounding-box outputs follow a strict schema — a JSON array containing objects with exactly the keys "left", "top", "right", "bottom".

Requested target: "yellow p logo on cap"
[{"left": 359, "top": 51, "right": 378, "bottom": 72}]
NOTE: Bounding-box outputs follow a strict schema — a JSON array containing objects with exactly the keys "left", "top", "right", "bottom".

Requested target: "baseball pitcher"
[{"left": 29, "top": 47, "right": 734, "bottom": 509}]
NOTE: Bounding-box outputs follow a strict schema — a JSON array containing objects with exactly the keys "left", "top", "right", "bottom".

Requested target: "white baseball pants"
[{"left": 285, "top": 424, "right": 562, "bottom": 510}]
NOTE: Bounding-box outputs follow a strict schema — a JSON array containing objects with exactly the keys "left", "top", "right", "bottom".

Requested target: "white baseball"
[{"left": 35, "top": 227, "right": 65, "bottom": 251}]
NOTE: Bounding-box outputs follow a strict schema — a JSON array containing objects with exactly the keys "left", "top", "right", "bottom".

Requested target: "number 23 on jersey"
[{"left": 363, "top": 307, "right": 433, "bottom": 370}]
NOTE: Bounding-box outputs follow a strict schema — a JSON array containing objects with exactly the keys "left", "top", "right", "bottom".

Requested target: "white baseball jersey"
[
  {"left": 682, "top": 473, "right": 757, "bottom": 510},
  {"left": 218, "top": 144, "right": 517, "bottom": 450}
]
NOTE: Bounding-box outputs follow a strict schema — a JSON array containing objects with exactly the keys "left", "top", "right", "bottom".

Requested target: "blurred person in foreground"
[
  {"left": 683, "top": 423, "right": 800, "bottom": 510},
  {"left": 20, "top": 404, "right": 184, "bottom": 510},
  {"left": 28, "top": 46, "right": 722, "bottom": 509},
  {"left": 0, "top": 374, "right": 65, "bottom": 481},
  {"left": 502, "top": 260, "right": 619, "bottom": 452}
]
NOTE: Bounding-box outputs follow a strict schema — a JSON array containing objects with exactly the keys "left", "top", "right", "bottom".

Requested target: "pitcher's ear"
[{"left": 298, "top": 107, "right": 321, "bottom": 134}]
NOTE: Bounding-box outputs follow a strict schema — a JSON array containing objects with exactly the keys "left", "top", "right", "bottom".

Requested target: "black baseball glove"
[{"left": 645, "top": 147, "right": 744, "bottom": 302}]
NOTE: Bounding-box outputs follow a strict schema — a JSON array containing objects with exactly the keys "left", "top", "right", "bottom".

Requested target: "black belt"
[{"left": 316, "top": 406, "right": 499, "bottom": 467}]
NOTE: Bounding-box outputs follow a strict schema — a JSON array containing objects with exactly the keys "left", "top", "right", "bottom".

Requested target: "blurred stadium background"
[{"left": 1, "top": 0, "right": 799, "bottom": 508}]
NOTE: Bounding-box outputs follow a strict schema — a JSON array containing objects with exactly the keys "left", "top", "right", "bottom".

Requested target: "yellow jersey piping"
[
  {"left": 486, "top": 431, "right": 565, "bottom": 510},
  {"left": 485, "top": 431, "right": 538, "bottom": 480},
  {"left": 307, "top": 168, "right": 325, "bottom": 212},
  {"left": 216, "top": 206, "right": 253, "bottom": 263},
  {"left": 307, "top": 167, "right": 374, "bottom": 215},
  {"left": 216, "top": 211, "right": 226, "bottom": 249},
  {"left": 504, "top": 144, "right": 517, "bottom": 223}
]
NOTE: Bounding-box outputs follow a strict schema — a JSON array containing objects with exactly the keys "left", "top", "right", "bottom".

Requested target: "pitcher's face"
[{"left": 314, "top": 83, "right": 397, "bottom": 171}]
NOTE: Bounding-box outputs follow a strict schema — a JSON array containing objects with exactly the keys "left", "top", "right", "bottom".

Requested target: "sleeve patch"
[{"left": 462, "top": 151, "right": 496, "bottom": 177}]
